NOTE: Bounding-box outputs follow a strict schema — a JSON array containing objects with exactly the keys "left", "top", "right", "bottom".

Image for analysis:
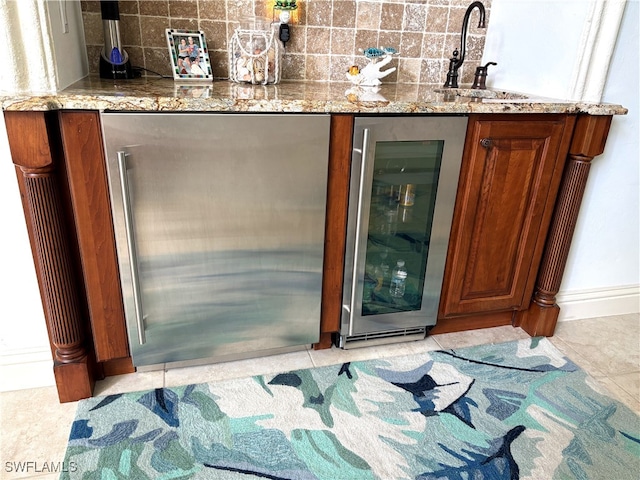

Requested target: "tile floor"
[{"left": 0, "top": 313, "right": 638, "bottom": 480}]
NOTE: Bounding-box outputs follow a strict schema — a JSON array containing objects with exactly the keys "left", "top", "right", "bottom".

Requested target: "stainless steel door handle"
[
  {"left": 117, "top": 151, "right": 146, "bottom": 345},
  {"left": 348, "top": 127, "right": 370, "bottom": 336}
]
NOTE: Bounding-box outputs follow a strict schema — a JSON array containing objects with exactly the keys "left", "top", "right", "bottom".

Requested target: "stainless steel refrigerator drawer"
[{"left": 101, "top": 113, "right": 331, "bottom": 367}]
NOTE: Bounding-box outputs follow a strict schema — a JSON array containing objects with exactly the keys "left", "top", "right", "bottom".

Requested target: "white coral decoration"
[{"left": 346, "top": 51, "right": 397, "bottom": 87}]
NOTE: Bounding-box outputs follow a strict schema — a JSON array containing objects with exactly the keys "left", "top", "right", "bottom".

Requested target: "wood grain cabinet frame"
[
  {"left": 3, "top": 109, "right": 613, "bottom": 402},
  {"left": 317, "top": 114, "right": 353, "bottom": 349},
  {"left": 436, "top": 114, "right": 613, "bottom": 337},
  {"left": 58, "top": 111, "right": 131, "bottom": 366},
  {"left": 439, "top": 114, "right": 576, "bottom": 319}
]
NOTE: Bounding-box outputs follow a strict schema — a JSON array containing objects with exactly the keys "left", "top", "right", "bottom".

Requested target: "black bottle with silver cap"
[{"left": 99, "top": 1, "right": 133, "bottom": 79}]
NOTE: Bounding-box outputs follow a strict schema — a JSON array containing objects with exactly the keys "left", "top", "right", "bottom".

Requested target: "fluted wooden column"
[
  {"left": 5, "top": 111, "right": 94, "bottom": 402},
  {"left": 518, "top": 115, "right": 613, "bottom": 336}
]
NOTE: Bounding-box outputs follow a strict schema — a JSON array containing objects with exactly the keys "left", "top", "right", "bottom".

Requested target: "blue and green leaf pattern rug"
[{"left": 62, "top": 338, "right": 640, "bottom": 479}]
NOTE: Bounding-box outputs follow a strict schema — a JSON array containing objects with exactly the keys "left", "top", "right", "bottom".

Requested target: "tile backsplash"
[{"left": 81, "top": 0, "right": 491, "bottom": 84}]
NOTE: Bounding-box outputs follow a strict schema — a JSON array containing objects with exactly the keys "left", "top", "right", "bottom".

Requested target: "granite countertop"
[{"left": 0, "top": 76, "right": 627, "bottom": 116}]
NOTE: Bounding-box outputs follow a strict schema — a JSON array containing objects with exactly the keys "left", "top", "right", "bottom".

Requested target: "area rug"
[{"left": 61, "top": 338, "right": 640, "bottom": 479}]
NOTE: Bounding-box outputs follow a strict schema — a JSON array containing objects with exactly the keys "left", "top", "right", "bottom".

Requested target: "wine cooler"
[{"left": 340, "top": 116, "right": 468, "bottom": 348}]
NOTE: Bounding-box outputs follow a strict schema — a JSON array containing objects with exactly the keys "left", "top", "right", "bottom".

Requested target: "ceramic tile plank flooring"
[{"left": 1, "top": 314, "right": 638, "bottom": 479}]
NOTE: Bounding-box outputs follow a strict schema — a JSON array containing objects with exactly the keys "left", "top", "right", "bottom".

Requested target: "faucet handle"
[{"left": 471, "top": 61, "right": 497, "bottom": 89}]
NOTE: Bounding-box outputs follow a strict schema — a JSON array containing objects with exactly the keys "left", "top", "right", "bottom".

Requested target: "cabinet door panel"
[{"left": 441, "top": 115, "right": 572, "bottom": 317}]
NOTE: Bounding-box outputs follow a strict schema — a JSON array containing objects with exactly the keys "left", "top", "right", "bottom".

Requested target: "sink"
[{"left": 434, "top": 88, "right": 529, "bottom": 100}]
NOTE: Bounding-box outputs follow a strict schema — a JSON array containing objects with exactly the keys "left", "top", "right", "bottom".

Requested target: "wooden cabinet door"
[{"left": 440, "top": 114, "right": 574, "bottom": 318}]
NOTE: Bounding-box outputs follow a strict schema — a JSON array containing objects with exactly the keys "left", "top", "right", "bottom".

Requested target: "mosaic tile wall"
[{"left": 81, "top": 0, "right": 491, "bottom": 84}]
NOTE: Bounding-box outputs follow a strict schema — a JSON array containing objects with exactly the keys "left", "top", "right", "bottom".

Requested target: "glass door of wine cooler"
[{"left": 340, "top": 116, "right": 468, "bottom": 348}]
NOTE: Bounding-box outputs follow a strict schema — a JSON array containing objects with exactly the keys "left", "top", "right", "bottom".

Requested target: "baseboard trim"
[
  {"left": 1, "top": 286, "right": 638, "bottom": 391},
  {"left": 557, "top": 284, "right": 640, "bottom": 321},
  {"left": 0, "top": 348, "right": 55, "bottom": 392}
]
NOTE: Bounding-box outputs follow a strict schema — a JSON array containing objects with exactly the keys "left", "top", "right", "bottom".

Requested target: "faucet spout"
[{"left": 443, "top": 1, "right": 486, "bottom": 88}]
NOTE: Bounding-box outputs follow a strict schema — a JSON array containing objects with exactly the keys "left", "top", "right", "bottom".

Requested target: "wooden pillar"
[
  {"left": 315, "top": 114, "right": 353, "bottom": 350},
  {"left": 518, "top": 115, "right": 613, "bottom": 336},
  {"left": 4, "top": 111, "right": 94, "bottom": 402},
  {"left": 59, "top": 111, "right": 131, "bottom": 364}
]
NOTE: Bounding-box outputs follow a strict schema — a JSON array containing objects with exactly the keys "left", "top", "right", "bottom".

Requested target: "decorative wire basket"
[{"left": 229, "top": 18, "right": 282, "bottom": 85}]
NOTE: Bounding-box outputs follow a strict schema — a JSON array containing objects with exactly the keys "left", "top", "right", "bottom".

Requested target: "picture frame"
[{"left": 166, "top": 29, "right": 213, "bottom": 81}]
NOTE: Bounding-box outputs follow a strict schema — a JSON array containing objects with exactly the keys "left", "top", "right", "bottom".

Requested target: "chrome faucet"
[{"left": 443, "top": 1, "right": 486, "bottom": 88}]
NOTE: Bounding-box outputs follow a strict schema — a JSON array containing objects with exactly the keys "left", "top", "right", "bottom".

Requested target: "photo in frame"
[{"left": 166, "top": 29, "right": 213, "bottom": 81}]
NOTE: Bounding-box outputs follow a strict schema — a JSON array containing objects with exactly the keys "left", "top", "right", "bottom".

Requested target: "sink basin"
[{"left": 434, "top": 88, "right": 529, "bottom": 100}]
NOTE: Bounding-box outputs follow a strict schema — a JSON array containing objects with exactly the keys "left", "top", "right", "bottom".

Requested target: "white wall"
[
  {"left": 483, "top": 1, "right": 591, "bottom": 99},
  {"left": 0, "top": 106, "right": 55, "bottom": 391}
]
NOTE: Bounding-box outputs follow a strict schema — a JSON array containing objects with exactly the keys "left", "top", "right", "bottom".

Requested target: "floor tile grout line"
[
  {"left": 549, "top": 337, "right": 640, "bottom": 406},
  {"left": 549, "top": 336, "right": 610, "bottom": 378},
  {"left": 577, "top": 373, "right": 638, "bottom": 410},
  {"left": 606, "top": 372, "right": 640, "bottom": 399},
  {"left": 431, "top": 335, "right": 447, "bottom": 350},
  {"left": 305, "top": 347, "right": 318, "bottom": 368}
]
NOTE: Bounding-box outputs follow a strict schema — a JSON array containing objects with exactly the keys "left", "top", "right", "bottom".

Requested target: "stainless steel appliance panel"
[
  {"left": 101, "top": 113, "right": 330, "bottom": 366},
  {"left": 341, "top": 116, "right": 468, "bottom": 346}
]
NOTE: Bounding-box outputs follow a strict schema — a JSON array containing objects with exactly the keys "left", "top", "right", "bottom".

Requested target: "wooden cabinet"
[
  {"left": 439, "top": 114, "right": 575, "bottom": 321},
  {"left": 4, "top": 108, "right": 614, "bottom": 402}
]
